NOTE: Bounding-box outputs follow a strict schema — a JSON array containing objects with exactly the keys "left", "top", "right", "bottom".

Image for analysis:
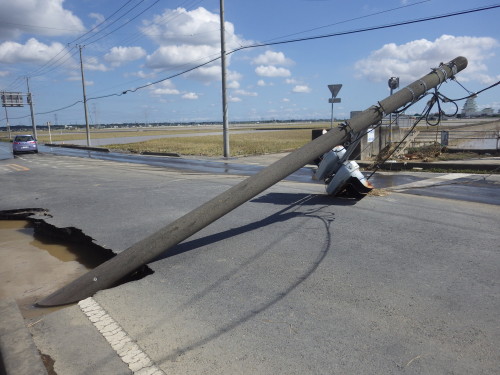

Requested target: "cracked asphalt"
[{"left": 1, "top": 147, "right": 499, "bottom": 374}]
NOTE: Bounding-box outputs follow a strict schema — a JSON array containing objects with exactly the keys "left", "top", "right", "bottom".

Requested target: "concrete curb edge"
[{"left": 0, "top": 298, "right": 47, "bottom": 375}]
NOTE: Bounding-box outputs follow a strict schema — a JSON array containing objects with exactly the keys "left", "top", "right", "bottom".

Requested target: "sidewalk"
[
  {"left": 357, "top": 156, "right": 500, "bottom": 172},
  {"left": 234, "top": 152, "right": 500, "bottom": 172}
]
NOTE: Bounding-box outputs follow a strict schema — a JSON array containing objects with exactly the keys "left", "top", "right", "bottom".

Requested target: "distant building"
[
  {"left": 481, "top": 107, "right": 494, "bottom": 116},
  {"left": 461, "top": 97, "right": 478, "bottom": 117}
]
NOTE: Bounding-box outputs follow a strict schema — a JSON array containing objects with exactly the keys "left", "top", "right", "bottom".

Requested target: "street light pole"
[{"left": 388, "top": 77, "right": 399, "bottom": 143}]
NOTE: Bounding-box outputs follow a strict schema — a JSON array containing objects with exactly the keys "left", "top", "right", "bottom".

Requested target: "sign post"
[
  {"left": 1, "top": 92, "right": 24, "bottom": 140},
  {"left": 327, "top": 84, "right": 342, "bottom": 129}
]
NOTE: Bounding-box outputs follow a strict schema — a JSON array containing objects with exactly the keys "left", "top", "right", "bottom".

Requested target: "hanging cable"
[
  {"left": 83, "top": 0, "right": 161, "bottom": 46},
  {"left": 446, "top": 79, "right": 500, "bottom": 101},
  {"left": 4, "top": 4, "right": 499, "bottom": 120}
]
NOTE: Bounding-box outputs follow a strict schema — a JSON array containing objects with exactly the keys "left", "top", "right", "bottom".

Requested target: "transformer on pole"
[{"left": 39, "top": 57, "right": 468, "bottom": 307}]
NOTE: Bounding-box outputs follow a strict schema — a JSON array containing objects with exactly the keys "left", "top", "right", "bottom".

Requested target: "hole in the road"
[{"left": 0, "top": 210, "right": 153, "bottom": 319}]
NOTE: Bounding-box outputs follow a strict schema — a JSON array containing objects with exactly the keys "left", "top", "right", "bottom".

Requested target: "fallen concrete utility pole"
[{"left": 39, "top": 56, "right": 468, "bottom": 306}]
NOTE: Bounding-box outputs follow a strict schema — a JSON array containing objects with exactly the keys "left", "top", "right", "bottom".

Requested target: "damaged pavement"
[{"left": 1, "top": 153, "right": 499, "bottom": 374}]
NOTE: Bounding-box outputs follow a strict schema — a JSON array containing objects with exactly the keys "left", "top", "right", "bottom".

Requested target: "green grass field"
[
  {"left": 0, "top": 123, "right": 331, "bottom": 156},
  {"left": 106, "top": 129, "right": 319, "bottom": 156}
]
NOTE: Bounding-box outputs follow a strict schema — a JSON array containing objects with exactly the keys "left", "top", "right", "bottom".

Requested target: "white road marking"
[
  {"left": 79, "top": 297, "right": 165, "bottom": 375},
  {"left": 391, "top": 173, "right": 471, "bottom": 192}
]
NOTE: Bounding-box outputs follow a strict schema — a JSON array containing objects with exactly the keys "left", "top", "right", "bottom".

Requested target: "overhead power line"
[
  {"left": 233, "top": 4, "right": 500, "bottom": 51},
  {"left": 263, "top": 0, "right": 432, "bottom": 44},
  {"left": 112, "top": 3, "right": 500, "bottom": 97},
  {"left": 82, "top": 0, "right": 161, "bottom": 46},
  {"left": 3, "top": 3, "right": 499, "bottom": 120},
  {"left": 6, "top": 0, "right": 147, "bottom": 82},
  {"left": 68, "top": 0, "right": 137, "bottom": 45}
]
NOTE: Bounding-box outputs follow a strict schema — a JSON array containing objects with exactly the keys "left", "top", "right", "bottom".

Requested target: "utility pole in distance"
[
  {"left": 79, "top": 45, "right": 91, "bottom": 147},
  {"left": 26, "top": 77, "right": 37, "bottom": 140},
  {"left": 219, "top": 0, "right": 229, "bottom": 157}
]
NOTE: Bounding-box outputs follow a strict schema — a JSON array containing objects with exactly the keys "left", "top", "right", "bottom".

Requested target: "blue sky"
[{"left": 0, "top": 0, "right": 499, "bottom": 126}]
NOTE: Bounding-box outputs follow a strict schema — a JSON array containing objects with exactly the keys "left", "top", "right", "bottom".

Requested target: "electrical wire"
[
  {"left": 365, "top": 82, "right": 472, "bottom": 179},
  {"left": 3, "top": 4, "right": 499, "bottom": 120},
  {"left": 230, "top": 4, "right": 500, "bottom": 52},
  {"left": 82, "top": 0, "right": 161, "bottom": 46},
  {"left": 96, "top": 4, "right": 500, "bottom": 100},
  {"left": 68, "top": 0, "right": 137, "bottom": 45},
  {"left": 117, "top": 0, "right": 207, "bottom": 47},
  {"left": 446, "top": 79, "right": 500, "bottom": 101},
  {"left": 3, "top": 0, "right": 147, "bottom": 83},
  {"left": 262, "top": 0, "right": 432, "bottom": 44}
]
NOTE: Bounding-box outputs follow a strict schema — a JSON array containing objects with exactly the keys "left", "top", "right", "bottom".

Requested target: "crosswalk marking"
[
  {"left": 1, "top": 155, "right": 167, "bottom": 174},
  {"left": 390, "top": 173, "right": 471, "bottom": 192},
  {"left": 4, "top": 164, "right": 30, "bottom": 171}
]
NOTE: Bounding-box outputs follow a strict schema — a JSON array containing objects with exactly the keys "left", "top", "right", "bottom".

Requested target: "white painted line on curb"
[
  {"left": 390, "top": 173, "right": 471, "bottom": 192},
  {"left": 79, "top": 297, "right": 165, "bottom": 375}
]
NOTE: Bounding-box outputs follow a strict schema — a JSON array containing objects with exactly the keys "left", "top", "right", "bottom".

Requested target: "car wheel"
[{"left": 34, "top": 150, "right": 38, "bottom": 154}]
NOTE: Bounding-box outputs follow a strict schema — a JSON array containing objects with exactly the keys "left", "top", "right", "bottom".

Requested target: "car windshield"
[{"left": 15, "top": 136, "right": 34, "bottom": 142}]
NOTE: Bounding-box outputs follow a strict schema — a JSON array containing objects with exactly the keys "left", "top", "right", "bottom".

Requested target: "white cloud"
[
  {"left": 143, "top": 7, "right": 250, "bottom": 81},
  {"left": 84, "top": 56, "right": 108, "bottom": 71},
  {"left": 104, "top": 46, "right": 147, "bottom": 67},
  {"left": 234, "top": 89, "right": 257, "bottom": 97},
  {"left": 182, "top": 92, "right": 198, "bottom": 99},
  {"left": 66, "top": 74, "right": 81, "bottom": 82},
  {"left": 285, "top": 78, "right": 299, "bottom": 84},
  {"left": 0, "top": 71, "right": 10, "bottom": 77},
  {"left": 227, "top": 80, "right": 240, "bottom": 89},
  {"left": 253, "top": 50, "right": 293, "bottom": 66},
  {"left": 151, "top": 80, "right": 180, "bottom": 95},
  {"left": 0, "top": 0, "right": 85, "bottom": 39},
  {"left": 228, "top": 70, "right": 242, "bottom": 82},
  {"left": 127, "top": 70, "right": 157, "bottom": 79},
  {"left": 186, "top": 64, "right": 221, "bottom": 82},
  {"left": 257, "top": 79, "right": 274, "bottom": 87},
  {"left": 255, "top": 65, "right": 291, "bottom": 77},
  {"left": 89, "top": 13, "right": 105, "bottom": 29},
  {"left": 292, "top": 85, "right": 311, "bottom": 93},
  {"left": 0, "top": 38, "right": 69, "bottom": 65},
  {"left": 146, "top": 44, "right": 217, "bottom": 70},
  {"left": 229, "top": 96, "right": 242, "bottom": 102},
  {"left": 354, "top": 35, "right": 499, "bottom": 84}
]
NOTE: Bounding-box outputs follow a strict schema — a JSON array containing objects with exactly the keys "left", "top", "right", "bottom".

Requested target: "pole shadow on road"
[
  {"left": 155, "top": 193, "right": 356, "bottom": 262},
  {"left": 142, "top": 193, "right": 359, "bottom": 364}
]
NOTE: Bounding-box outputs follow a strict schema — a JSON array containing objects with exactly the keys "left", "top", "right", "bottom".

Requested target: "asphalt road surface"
[
  {"left": 1, "top": 145, "right": 499, "bottom": 374},
  {"left": 2, "top": 141, "right": 499, "bottom": 205}
]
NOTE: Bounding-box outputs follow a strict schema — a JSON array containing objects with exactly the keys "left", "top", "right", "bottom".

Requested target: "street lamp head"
[{"left": 388, "top": 77, "right": 399, "bottom": 90}]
